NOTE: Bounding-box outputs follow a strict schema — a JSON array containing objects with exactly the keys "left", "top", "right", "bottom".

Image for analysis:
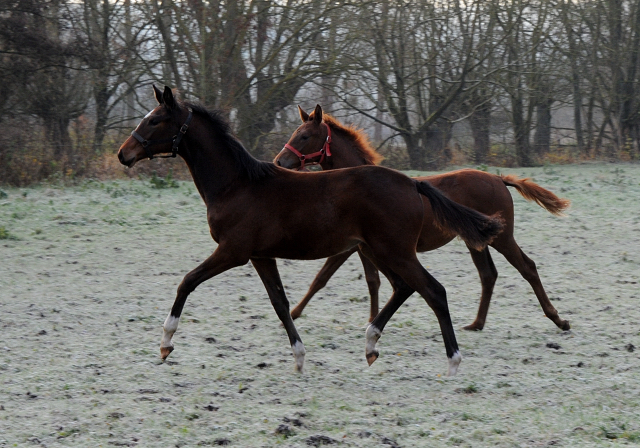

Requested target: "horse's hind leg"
[
  {"left": 493, "top": 237, "right": 570, "bottom": 331},
  {"left": 361, "top": 246, "right": 461, "bottom": 376},
  {"left": 364, "top": 269, "right": 414, "bottom": 367},
  {"left": 463, "top": 245, "right": 498, "bottom": 331},
  {"left": 251, "top": 258, "right": 306, "bottom": 372},
  {"left": 356, "top": 250, "right": 381, "bottom": 322},
  {"left": 398, "top": 262, "right": 461, "bottom": 376},
  {"left": 290, "top": 248, "right": 356, "bottom": 320}
]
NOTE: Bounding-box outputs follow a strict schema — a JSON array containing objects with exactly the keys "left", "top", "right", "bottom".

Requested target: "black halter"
[{"left": 131, "top": 107, "right": 193, "bottom": 159}]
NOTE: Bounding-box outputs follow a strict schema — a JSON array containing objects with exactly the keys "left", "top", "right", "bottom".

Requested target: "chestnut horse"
[
  {"left": 274, "top": 105, "right": 571, "bottom": 332},
  {"left": 117, "top": 86, "right": 504, "bottom": 375}
]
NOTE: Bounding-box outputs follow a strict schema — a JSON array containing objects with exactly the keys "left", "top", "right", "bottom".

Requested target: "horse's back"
[
  {"left": 275, "top": 164, "right": 419, "bottom": 201},
  {"left": 290, "top": 165, "right": 423, "bottom": 221}
]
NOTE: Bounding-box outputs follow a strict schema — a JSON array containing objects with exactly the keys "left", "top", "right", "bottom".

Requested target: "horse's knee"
[{"left": 177, "top": 276, "right": 197, "bottom": 297}]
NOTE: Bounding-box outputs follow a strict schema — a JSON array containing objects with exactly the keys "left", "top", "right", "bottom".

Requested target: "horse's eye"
[
  {"left": 150, "top": 118, "right": 159, "bottom": 126},
  {"left": 301, "top": 135, "right": 309, "bottom": 141}
]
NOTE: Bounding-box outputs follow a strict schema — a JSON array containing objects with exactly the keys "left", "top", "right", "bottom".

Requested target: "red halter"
[{"left": 283, "top": 122, "right": 332, "bottom": 170}]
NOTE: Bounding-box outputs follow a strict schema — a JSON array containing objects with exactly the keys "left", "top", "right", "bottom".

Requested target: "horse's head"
[
  {"left": 118, "top": 85, "right": 192, "bottom": 168},
  {"left": 274, "top": 104, "right": 331, "bottom": 170}
]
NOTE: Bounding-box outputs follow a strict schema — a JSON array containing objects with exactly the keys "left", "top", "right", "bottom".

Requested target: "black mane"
[{"left": 181, "top": 101, "right": 277, "bottom": 181}]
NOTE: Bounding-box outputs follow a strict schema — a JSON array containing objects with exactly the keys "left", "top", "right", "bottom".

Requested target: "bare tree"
[
  {"left": 559, "top": 0, "right": 586, "bottom": 154},
  {"left": 149, "top": 0, "right": 336, "bottom": 154},
  {"left": 583, "top": 0, "right": 640, "bottom": 157},
  {"left": 334, "top": 0, "right": 505, "bottom": 170},
  {"left": 492, "top": 0, "right": 565, "bottom": 165},
  {"left": 73, "top": 0, "right": 159, "bottom": 153},
  {"left": 1, "top": 0, "right": 89, "bottom": 169}
]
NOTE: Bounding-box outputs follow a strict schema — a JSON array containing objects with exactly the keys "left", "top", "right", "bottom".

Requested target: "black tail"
[{"left": 415, "top": 180, "right": 504, "bottom": 251}]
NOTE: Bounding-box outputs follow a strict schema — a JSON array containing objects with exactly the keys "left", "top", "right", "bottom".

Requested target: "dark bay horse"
[
  {"left": 117, "top": 86, "right": 504, "bottom": 375},
  {"left": 274, "top": 105, "right": 571, "bottom": 332}
]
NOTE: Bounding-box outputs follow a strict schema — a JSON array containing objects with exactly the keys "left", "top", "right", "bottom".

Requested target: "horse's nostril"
[{"left": 276, "top": 159, "right": 281, "bottom": 166}]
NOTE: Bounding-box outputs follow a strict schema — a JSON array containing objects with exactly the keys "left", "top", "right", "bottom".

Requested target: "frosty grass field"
[{"left": 1, "top": 163, "right": 639, "bottom": 447}]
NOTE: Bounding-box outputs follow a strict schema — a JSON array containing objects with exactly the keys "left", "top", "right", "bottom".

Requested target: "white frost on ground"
[{"left": 0, "top": 163, "right": 639, "bottom": 447}]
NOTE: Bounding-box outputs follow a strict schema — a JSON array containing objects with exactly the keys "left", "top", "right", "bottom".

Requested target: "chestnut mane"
[{"left": 309, "top": 111, "right": 384, "bottom": 166}]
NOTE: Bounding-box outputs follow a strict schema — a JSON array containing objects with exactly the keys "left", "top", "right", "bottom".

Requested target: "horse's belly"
[
  {"left": 416, "top": 232, "right": 456, "bottom": 252},
  {"left": 252, "top": 230, "right": 361, "bottom": 260}
]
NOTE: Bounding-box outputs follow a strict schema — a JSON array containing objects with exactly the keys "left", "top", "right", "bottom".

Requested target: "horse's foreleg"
[
  {"left": 161, "top": 248, "right": 245, "bottom": 360},
  {"left": 494, "top": 237, "right": 570, "bottom": 331},
  {"left": 290, "top": 248, "right": 356, "bottom": 320},
  {"left": 251, "top": 258, "right": 306, "bottom": 372},
  {"left": 357, "top": 250, "right": 381, "bottom": 322},
  {"left": 463, "top": 245, "right": 498, "bottom": 331}
]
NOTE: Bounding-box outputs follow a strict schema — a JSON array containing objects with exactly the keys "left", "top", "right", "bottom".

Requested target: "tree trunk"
[
  {"left": 402, "top": 125, "right": 451, "bottom": 171},
  {"left": 512, "top": 92, "right": 533, "bottom": 166},
  {"left": 403, "top": 134, "right": 425, "bottom": 170},
  {"left": 533, "top": 98, "right": 553, "bottom": 155},
  {"left": 572, "top": 72, "right": 585, "bottom": 154},
  {"left": 155, "top": 0, "right": 182, "bottom": 88},
  {"left": 45, "top": 116, "right": 73, "bottom": 168},
  {"left": 92, "top": 80, "right": 109, "bottom": 153},
  {"left": 469, "top": 102, "right": 491, "bottom": 164}
]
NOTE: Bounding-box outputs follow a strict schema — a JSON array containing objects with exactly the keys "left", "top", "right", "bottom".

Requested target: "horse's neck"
[
  {"left": 323, "top": 128, "right": 371, "bottom": 169},
  {"left": 180, "top": 132, "right": 243, "bottom": 205}
]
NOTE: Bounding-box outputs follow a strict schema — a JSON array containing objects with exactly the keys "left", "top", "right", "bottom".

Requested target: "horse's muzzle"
[
  {"left": 117, "top": 149, "right": 133, "bottom": 167},
  {"left": 117, "top": 147, "right": 137, "bottom": 168}
]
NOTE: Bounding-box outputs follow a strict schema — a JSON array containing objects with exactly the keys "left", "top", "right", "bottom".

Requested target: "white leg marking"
[
  {"left": 447, "top": 350, "right": 462, "bottom": 376},
  {"left": 291, "top": 341, "right": 306, "bottom": 373},
  {"left": 365, "top": 324, "right": 381, "bottom": 356},
  {"left": 161, "top": 314, "right": 180, "bottom": 350}
]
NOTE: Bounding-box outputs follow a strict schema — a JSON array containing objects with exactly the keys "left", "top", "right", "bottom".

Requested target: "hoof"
[
  {"left": 462, "top": 323, "right": 483, "bottom": 331},
  {"left": 559, "top": 320, "right": 570, "bottom": 331},
  {"left": 160, "top": 346, "right": 174, "bottom": 360},
  {"left": 366, "top": 350, "right": 379, "bottom": 366},
  {"left": 290, "top": 309, "right": 301, "bottom": 321}
]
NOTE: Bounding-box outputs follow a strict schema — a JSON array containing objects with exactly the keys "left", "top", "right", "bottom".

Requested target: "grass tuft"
[{"left": 0, "top": 226, "right": 18, "bottom": 240}]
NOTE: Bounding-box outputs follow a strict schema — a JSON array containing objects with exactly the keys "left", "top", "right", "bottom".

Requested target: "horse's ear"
[
  {"left": 153, "top": 84, "right": 164, "bottom": 104},
  {"left": 313, "top": 104, "right": 323, "bottom": 123},
  {"left": 298, "top": 105, "right": 309, "bottom": 123},
  {"left": 163, "top": 86, "right": 177, "bottom": 110}
]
